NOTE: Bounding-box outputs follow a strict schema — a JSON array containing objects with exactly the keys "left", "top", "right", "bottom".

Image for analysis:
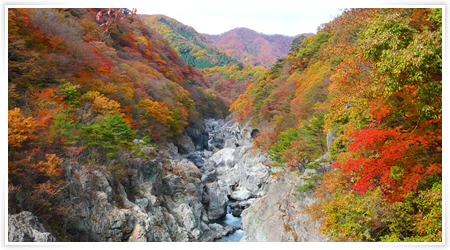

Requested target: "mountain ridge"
[
  {"left": 141, "top": 14, "right": 239, "bottom": 69},
  {"left": 204, "top": 27, "right": 312, "bottom": 67}
]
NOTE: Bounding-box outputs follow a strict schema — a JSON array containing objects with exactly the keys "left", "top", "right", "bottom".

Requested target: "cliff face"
[
  {"left": 8, "top": 139, "right": 228, "bottom": 242},
  {"left": 240, "top": 154, "right": 332, "bottom": 242},
  {"left": 56, "top": 146, "right": 218, "bottom": 242}
]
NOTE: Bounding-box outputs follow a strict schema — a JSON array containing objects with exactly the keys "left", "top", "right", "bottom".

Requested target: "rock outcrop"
[
  {"left": 8, "top": 118, "right": 311, "bottom": 242},
  {"left": 204, "top": 119, "right": 226, "bottom": 152},
  {"left": 8, "top": 211, "right": 56, "bottom": 242},
  {"left": 326, "top": 131, "right": 337, "bottom": 151},
  {"left": 58, "top": 147, "right": 218, "bottom": 242},
  {"left": 240, "top": 154, "right": 332, "bottom": 242},
  {"left": 204, "top": 181, "right": 229, "bottom": 220},
  {"left": 203, "top": 120, "right": 283, "bottom": 198}
]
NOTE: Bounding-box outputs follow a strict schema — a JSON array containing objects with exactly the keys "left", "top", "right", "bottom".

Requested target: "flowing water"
[
  {"left": 201, "top": 120, "right": 244, "bottom": 250},
  {"left": 212, "top": 202, "right": 244, "bottom": 242}
]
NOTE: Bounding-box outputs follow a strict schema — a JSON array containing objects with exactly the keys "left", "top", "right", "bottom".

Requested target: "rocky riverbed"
[
  {"left": 8, "top": 117, "right": 331, "bottom": 242},
  {"left": 8, "top": 118, "right": 279, "bottom": 242}
]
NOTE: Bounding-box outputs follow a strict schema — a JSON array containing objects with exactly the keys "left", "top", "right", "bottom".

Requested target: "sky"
[{"left": 135, "top": 0, "right": 367, "bottom": 36}]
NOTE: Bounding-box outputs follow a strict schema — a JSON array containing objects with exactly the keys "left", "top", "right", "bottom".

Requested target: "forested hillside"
[
  {"left": 140, "top": 15, "right": 268, "bottom": 103},
  {"left": 141, "top": 14, "right": 239, "bottom": 69},
  {"left": 205, "top": 28, "right": 311, "bottom": 67},
  {"left": 8, "top": 7, "right": 442, "bottom": 243},
  {"left": 8, "top": 8, "right": 230, "bottom": 235},
  {"left": 231, "top": 8, "right": 442, "bottom": 242},
  {"left": 203, "top": 64, "right": 266, "bottom": 102}
]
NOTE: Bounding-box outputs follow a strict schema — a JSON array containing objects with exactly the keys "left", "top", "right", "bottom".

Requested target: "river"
[
  {"left": 187, "top": 119, "right": 245, "bottom": 242},
  {"left": 212, "top": 201, "right": 244, "bottom": 242}
]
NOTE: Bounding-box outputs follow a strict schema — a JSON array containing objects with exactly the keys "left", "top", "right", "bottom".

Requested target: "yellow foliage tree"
[
  {"left": 8, "top": 108, "right": 37, "bottom": 149},
  {"left": 81, "top": 90, "right": 121, "bottom": 115},
  {"left": 139, "top": 99, "right": 173, "bottom": 124}
]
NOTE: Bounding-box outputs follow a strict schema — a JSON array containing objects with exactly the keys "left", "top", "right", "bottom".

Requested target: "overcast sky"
[{"left": 137, "top": 1, "right": 356, "bottom": 36}]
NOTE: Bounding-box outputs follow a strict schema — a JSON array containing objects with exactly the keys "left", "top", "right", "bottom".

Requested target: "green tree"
[{"left": 81, "top": 114, "right": 135, "bottom": 159}]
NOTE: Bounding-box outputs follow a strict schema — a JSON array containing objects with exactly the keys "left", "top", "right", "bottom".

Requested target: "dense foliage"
[
  {"left": 141, "top": 15, "right": 239, "bottom": 69},
  {"left": 8, "top": 8, "right": 230, "bottom": 239},
  {"left": 231, "top": 8, "right": 441, "bottom": 242},
  {"left": 202, "top": 64, "right": 266, "bottom": 101},
  {"left": 8, "top": 7, "right": 442, "bottom": 242}
]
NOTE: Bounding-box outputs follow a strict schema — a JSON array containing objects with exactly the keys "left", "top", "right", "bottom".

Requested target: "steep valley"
[{"left": 8, "top": 7, "right": 442, "bottom": 243}]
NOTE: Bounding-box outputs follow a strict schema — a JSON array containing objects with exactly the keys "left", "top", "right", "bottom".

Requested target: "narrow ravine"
[
  {"left": 181, "top": 118, "right": 279, "bottom": 242},
  {"left": 180, "top": 118, "right": 250, "bottom": 242},
  {"left": 212, "top": 201, "right": 244, "bottom": 242},
  {"left": 198, "top": 119, "right": 245, "bottom": 242}
]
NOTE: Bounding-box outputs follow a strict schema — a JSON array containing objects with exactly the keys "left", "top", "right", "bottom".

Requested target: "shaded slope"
[{"left": 141, "top": 14, "right": 239, "bottom": 69}]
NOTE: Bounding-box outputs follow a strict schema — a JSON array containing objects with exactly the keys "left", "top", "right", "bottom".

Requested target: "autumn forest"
[{"left": 8, "top": 8, "right": 442, "bottom": 242}]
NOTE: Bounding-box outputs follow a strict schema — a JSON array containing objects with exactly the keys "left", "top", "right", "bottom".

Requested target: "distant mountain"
[
  {"left": 141, "top": 15, "right": 239, "bottom": 69},
  {"left": 204, "top": 28, "right": 313, "bottom": 68}
]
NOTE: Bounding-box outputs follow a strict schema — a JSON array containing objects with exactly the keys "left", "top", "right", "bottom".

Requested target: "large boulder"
[
  {"left": 205, "top": 181, "right": 229, "bottom": 220},
  {"left": 208, "top": 147, "right": 236, "bottom": 168},
  {"left": 230, "top": 189, "right": 252, "bottom": 201},
  {"left": 8, "top": 211, "right": 56, "bottom": 242}
]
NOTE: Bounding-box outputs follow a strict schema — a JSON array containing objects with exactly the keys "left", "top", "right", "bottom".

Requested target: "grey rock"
[
  {"left": 201, "top": 168, "right": 217, "bottom": 184},
  {"left": 209, "top": 223, "right": 226, "bottom": 239},
  {"left": 229, "top": 198, "right": 254, "bottom": 217},
  {"left": 231, "top": 206, "right": 243, "bottom": 217},
  {"left": 202, "top": 120, "right": 279, "bottom": 198},
  {"left": 8, "top": 211, "right": 56, "bottom": 242},
  {"left": 177, "top": 134, "right": 196, "bottom": 154},
  {"left": 200, "top": 150, "right": 213, "bottom": 159},
  {"left": 240, "top": 154, "right": 332, "bottom": 242},
  {"left": 239, "top": 198, "right": 256, "bottom": 208},
  {"left": 224, "top": 138, "right": 239, "bottom": 148},
  {"left": 224, "top": 225, "right": 236, "bottom": 235},
  {"left": 160, "top": 142, "right": 181, "bottom": 160},
  {"left": 186, "top": 125, "right": 210, "bottom": 151},
  {"left": 205, "top": 182, "right": 228, "bottom": 220},
  {"left": 59, "top": 153, "right": 215, "bottom": 242},
  {"left": 218, "top": 179, "right": 232, "bottom": 196},
  {"left": 326, "top": 130, "right": 337, "bottom": 152},
  {"left": 182, "top": 152, "right": 205, "bottom": 167},
  {"left": 208, "top": 147, "right": 236, "bottom": 168},
  {"left": 204, "top": 119, "right": 226, "bottom": 151},
  {"left": 208, "top": 223, "right": 235, "bottom": 239},
  {"left": 142, "top": 146, "right": 157, "bottom": 157},
  {"left": 231, "top": 189, "right": 252, "bottom": 201},
  {"left": 133, "top": 139, "right": 144, "bottom": 144}
]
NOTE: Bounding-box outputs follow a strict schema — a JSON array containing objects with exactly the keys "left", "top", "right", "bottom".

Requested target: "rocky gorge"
[
  {"left": 8, "top": 117, "right": 331, "bottom": 242},
  {"left": 9, "top": 120, "right": 292, "bottom": 242}
]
